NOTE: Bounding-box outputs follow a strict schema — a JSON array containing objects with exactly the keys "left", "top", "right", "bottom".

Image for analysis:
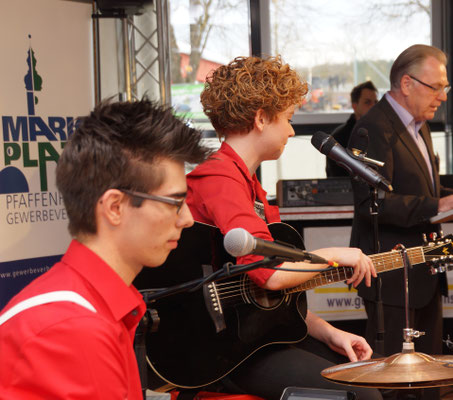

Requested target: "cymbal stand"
[{"left": 394, "top": 243, "right": 425, "bottom": 353}]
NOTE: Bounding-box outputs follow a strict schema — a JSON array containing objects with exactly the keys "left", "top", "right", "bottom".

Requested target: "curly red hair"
[{"left": 200, "top": 55, "right": 308, "bottom": 137}]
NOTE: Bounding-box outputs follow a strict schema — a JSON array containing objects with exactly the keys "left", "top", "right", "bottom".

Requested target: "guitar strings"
[
  {"left": 210, "top": 242, "right": 450, "bottom": 305},
  {"left": 212, "top": 267, "right": 353, "bottom": 304}
]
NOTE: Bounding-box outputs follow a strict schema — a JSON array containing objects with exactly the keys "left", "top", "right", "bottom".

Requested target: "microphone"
[
  {"left": 223, "top": 228, "right": 329, "bottom": 264},
  {"left": 311, "top": 131, "right": 393, "bottom": 192},
  {"left": 357, "top": 127, "right": 369, "bottom": 149}
]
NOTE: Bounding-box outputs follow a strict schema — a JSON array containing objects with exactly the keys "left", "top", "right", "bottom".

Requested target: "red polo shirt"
[
  {"left": 0, "top": 240, "right": 146, "bottom": 400},
  {"left": 187, "top": 142, "right": 281, "bottom": 286}
]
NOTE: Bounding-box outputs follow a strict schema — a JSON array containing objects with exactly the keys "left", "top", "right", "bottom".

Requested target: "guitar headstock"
[{"left": 423, "top": 234, "right": 453, "bottom": 274}]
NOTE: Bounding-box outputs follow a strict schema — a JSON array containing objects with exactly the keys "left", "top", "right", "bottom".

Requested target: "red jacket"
[{"left": 187, "top": 142, "right": 281, "bottom": 286}]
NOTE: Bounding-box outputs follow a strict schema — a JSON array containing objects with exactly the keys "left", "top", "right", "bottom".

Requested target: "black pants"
[
  {"left": 364, "top": 291, "right": 443, "bottom": 400},
  {"left": 209, "top": 336, "right": 383, "bottom": 400}
]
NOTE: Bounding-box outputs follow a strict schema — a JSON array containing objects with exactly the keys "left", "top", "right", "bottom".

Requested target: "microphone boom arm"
[
  {"left": 140, "top": 256, "right": 336, "bottom": 304},
  {"left": 141, "top": 257, "right": 284, "bottom": 304}
]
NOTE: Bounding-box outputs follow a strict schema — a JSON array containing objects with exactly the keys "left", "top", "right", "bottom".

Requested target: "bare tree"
[
  {"left": 270, "top": 0, "right": 318, "bottom": 57},
  {"left": 366, "top": 0, "right": 430, "bottom": 24},
  {"left": 186, "top": 0, "right": 214, "bottom": 82},
  {"left": 169, "top": 22, "right": 183, "bottom": 83},
  {"left": 169, "top": 0, "right": 241, "bottom": 84}
]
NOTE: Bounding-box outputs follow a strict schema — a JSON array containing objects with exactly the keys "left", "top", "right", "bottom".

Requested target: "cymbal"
[{"left": 322, "top": 352, "right": 453, "bottom": 388}]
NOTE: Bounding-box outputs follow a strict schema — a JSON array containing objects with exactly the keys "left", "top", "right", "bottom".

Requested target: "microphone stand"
[
  {"left": 369, "top": 185, "right": 385, "bottom": 356},
  {"left": 350, "top": 147, "right": 388, "bottom": 356}
]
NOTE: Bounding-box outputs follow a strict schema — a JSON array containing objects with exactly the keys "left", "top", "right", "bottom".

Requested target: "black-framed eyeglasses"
[
  {"left": 120, "top": 189, "right": 186, "bottom": 214},
  {"left": 408, "top": 75, "right": 451, "bottom": 95}
]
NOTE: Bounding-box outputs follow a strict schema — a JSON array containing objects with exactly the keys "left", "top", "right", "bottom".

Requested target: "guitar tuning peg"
[
  {"left": 440, "top": 229, "right": 444, "bottom": 238},
  {"left": 422, "top": 233, "right": 428, "bottom": 245},
  {"left": 430, "top": 264, "right": 447, "bottom": 274},
  {"left": 430, "top": 232, "right": 438, "bottom": 241},
  {"left": 444, "top": 335, "right": 453, "bottom": 350}
]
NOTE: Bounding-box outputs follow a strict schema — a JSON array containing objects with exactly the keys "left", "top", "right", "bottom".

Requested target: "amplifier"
[{"left": 276, "top": 177, "right": 354, "bottom": 207}]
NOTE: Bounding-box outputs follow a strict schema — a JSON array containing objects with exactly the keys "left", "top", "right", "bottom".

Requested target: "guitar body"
[{"left": 133, "top": 222, "right": 308, "bottom": 388}]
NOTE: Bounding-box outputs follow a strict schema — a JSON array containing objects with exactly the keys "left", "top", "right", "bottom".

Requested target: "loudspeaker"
[{"left": 95, "top": 0, "right": 153, "bottom": 16}]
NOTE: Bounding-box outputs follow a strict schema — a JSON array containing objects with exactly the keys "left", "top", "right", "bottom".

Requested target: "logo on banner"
[{"left": 1, "top": 35, "right": 76, "bottom": 226}]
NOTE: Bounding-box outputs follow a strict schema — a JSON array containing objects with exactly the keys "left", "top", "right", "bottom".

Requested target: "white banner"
[
  {"left": 0, "top": 0, "right": 93, "bottom": 308},
  {"left": 304, "top": 224, "right": 453, "bottom": 321}
]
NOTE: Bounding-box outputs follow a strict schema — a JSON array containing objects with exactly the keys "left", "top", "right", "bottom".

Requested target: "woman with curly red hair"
[{"left": 186, "top": 56, "right": 382, "bottom": 400}]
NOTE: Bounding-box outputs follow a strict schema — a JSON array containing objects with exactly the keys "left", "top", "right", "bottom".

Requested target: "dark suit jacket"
[{"left": 348, "top": 96, "right": 450, "bottom": 308}]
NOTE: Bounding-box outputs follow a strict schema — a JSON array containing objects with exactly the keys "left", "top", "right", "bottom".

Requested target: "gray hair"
[{"left": 390, "top": 44, "right": 447, "bottom": 89}]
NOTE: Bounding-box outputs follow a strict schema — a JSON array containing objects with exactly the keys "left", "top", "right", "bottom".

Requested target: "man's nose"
[
  {"left": 438, "top": 89, "right": 448, "bottom": 102},
  {"left": 178, "top": 202, "right": 194, "bottom": 228}
]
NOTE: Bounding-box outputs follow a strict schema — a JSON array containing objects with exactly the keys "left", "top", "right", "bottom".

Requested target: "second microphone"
[{"left": 224, "top": 227, "right": 329, "bottom": 264}]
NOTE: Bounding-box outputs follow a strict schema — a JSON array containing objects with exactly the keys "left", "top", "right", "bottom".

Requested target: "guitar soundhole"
[{"left": 241, "top": 275, "right": 285, "bottom": 310}]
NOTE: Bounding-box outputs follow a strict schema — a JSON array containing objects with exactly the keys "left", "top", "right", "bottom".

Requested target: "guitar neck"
[{"left": 286, "top": 246, "right": 425, "bottom": 294}]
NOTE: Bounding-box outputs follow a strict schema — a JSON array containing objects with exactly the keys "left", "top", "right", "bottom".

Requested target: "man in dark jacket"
[{"left": 327, "top": 81, "right": 378, "bottom": 177}]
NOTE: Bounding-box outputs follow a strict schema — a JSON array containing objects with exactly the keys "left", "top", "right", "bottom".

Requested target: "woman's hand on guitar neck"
[
  {"left": 263, "top": 246, "right": 376, "bottom": 291},
  {"left": 313, "top": 247, "right": 377, "bottom": 288}
]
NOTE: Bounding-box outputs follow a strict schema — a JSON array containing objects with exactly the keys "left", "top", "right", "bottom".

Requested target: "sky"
[
  {"left": 170, "top": 0, "right": 431, "bottom": 68},
  {"left": 270, "top": 0, "right": 431, "bottom": 68}
]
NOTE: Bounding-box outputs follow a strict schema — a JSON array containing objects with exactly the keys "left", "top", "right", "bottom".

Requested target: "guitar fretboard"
[{"left": 286, "top": 246, "right": 425, "bottom": 294}]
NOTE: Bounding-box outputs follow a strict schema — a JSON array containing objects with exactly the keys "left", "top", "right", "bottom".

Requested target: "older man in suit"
[{"left": 349, "top": 44, "right": 453, "bottom": 372}]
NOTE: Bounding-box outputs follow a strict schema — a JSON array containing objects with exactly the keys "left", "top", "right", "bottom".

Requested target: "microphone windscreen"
[
  {"left": 355, "top": 127, "right": 369, "bottom": 151},
  {"left": 311, "top": 131, "right": 336, "bottom": 155},
  {"left": 224, "top": 228, "right": 254, "bottom": 257},
  {"left": 311, "top": 131, "right": 329, "bottom": 149},
  {"left": 312, "top": 131, "right": 337, "bottom": 153},
  {"left": 357, "top": 127, "right": 369, "bottom": 139}
]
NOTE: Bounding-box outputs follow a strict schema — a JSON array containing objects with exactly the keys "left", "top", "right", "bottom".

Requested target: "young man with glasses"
[
  {"left": 0, "top": 99, "right": 209, "bottom": 399},
  {"left": 348, "top": 44, "right": 453, "bottom": 400}
]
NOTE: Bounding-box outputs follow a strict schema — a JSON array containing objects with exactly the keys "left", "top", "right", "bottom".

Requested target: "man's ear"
[
  {"left": 400, "top": 75, "right": 412, "bottom": 96},
  {"left": 254, "top": 109, "right": 267, "bottom": 131},
  {"left": 97, "top": 189, "right": 126, "bottom": 227},
  {"left": 351, "top": 102, "right": 358, "bottom": 116}
]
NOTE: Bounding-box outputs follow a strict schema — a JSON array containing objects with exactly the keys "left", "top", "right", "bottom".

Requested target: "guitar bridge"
[{"left": 202, "top": 264, "right": 226, "bottom": 333}]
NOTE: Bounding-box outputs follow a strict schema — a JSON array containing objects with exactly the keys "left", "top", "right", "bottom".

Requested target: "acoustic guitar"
[{"left": 133, "top": 221, "right": 453, "bottom": 389}]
